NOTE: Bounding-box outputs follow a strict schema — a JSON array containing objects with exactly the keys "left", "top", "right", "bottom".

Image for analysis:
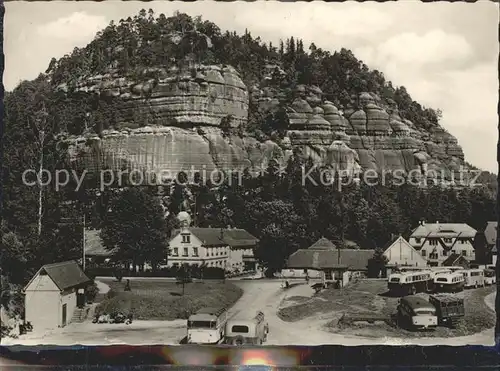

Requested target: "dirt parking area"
[{"left": 278, "top": 279, "right": 496, "bottom": 338}]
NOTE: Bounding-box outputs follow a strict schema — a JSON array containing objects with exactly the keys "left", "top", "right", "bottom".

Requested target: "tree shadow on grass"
[{"left": 378, "top": 290, "right": 402, "bottom": 298}]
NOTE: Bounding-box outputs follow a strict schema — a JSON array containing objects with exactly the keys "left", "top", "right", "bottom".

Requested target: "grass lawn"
[
  {"left": 278, "top": 279, "right": 495, "bottom": 338},
  {"left": 95, "top": 279, "right": 243, "bottom": 320}
]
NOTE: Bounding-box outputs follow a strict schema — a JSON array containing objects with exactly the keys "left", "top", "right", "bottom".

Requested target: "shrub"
[{"left": 85, "top": 282, "right": 99, "bottom": 303}]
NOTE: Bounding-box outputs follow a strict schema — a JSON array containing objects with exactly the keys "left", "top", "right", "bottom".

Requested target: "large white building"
[
  {"left": 167, "top": 227, "right": 259, "bottom": 273},
  {"left": 23, "top": 261, "right": 91, "bottom": 331},
  {"left": 408, "top": 221, "right": 477, "bottom": 266}
]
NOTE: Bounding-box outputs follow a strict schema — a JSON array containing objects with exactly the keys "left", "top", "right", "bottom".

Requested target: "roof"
[
  {"left": 221, "top": 229, "right": 259, "bottom": 248},
  {"left": 171, "top": 228, "right": 258, "bottom": 248},
  {"left": 442, "top": 253, "right": 468, "bottom": 267},
  {"left": 308, "top": 238, "right": 337, "bottom": 250},
  {"left": 410, "top": 223, "right": 477, "bottom": 238},
  {"left": 84, "top": 229, "right": 118, "bottom": 256},
  {"left": 401, "top": 295, "right": 433, "bottom": 309},
  {"left": 484, "top": 222, "right": 497, "bottom": 246},
  {"left": 25, "top": 261, "right": 91, "bottom": 292},
  {"left": 429, "top": 294, "right": 463, "bottom": 304},
  {"left": 286, "top": 248, "right": 374, "bottom": 270}
]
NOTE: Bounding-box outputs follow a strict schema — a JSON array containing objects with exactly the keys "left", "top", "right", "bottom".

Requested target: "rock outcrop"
[{"left": 62, "top": 64, "right": 465, "bottom": 183}]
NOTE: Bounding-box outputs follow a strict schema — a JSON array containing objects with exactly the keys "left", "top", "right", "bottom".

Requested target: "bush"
[{"left": 85, "top": 282, "right": 99, "bottom": 303}]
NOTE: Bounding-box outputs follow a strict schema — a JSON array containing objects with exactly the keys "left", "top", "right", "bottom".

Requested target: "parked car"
[
  {"left": 484, "top": 269, "right": 496, "bottom": 285},
  {"left": 224, "top": 311, "right": 268, "bottom": 345},
  {"left": 396, "top": 295, "right": 438, "bottom": 330}
]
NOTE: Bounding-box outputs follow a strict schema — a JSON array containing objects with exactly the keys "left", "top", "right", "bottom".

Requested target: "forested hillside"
[{"left": 1, "top": 10, "right": 496, "bottom": 286}]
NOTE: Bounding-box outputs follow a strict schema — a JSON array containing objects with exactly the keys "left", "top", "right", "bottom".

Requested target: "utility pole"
[
  {"left": 82, "top": 212, "right": 86, "bottom": 271},
  {"left": 37, "top": 129, "right": 45, "bottom": 236}
]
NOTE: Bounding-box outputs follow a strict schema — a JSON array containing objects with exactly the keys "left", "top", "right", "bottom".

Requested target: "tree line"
[{"left": 2, "top": 10, "right": 497, "bottom": 287}]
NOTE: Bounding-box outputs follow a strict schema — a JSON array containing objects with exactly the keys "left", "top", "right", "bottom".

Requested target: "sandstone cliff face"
[{"left": 62, "top": 64, "right": 465, "bottom": 182}]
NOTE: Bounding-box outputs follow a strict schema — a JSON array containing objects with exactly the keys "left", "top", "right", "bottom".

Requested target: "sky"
[{"left": 4, "top": 1, "right": 499, "bottom": 173}]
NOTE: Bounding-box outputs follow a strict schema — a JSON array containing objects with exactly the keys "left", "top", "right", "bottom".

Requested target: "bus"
[
  {"left": 224, "top": 311, "right": 269, "bottom": 345},
  {"left": 396, "top": 295, "right": 438, "bottom": 330},
  {"left": 459, "top": 269, "right": 485, "bottom": 289},
  {"left": 433, "top": 272, "right": 465, "bottom": 293},
  {"left": 484, "top": 269, "right": 496, "bottom": 285},
  {"left": 187, "top": 307, "right": 228, "bottom": 344},
  {"left": 429, "top": 269, "right": 452, "bottom": 279},
  {"left": 388, "top": 271, "right": 434, "bottom": 295}
]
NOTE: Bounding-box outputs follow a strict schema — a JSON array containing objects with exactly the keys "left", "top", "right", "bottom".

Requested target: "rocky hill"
[
  {"left": 13, "top": 10, "right": 469, "bottom": 183},
  {"left": 62, "top": 63, "right": 464, "bottom": 182}
]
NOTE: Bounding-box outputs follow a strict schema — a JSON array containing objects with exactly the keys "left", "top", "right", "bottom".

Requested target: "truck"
[{"left": 428, "top": 294, "right": 465, "bottom": 327}]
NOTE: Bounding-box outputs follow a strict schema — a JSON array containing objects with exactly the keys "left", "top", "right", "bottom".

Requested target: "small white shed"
[{"left": 23, "top": 260, "right": 91, "bottom": 331}]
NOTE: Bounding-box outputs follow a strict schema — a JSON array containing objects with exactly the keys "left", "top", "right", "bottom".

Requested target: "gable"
[
  {"left": 25, "top": 274, "right": 59, "bottom": 292},
  {"left": 169, "top": 230, "right": 204, "bottom": 247},
  {"left": 384, "top": 237, "right": 424, "bottom": 257}
]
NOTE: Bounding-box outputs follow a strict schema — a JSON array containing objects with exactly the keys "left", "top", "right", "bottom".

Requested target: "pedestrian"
[{"left": 124, "top": 279, "right": 131, "bottom": 291}]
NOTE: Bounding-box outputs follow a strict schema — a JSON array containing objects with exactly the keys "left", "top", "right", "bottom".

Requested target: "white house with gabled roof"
[
  {"left": 408, "top": 221, "right": 477, "bottom": 266},
  {"left": 383, "top": 236, "right": 427, "bottom": 267},
  {"left": 23, "top": 261, "right": 91, "bottom": 331}
]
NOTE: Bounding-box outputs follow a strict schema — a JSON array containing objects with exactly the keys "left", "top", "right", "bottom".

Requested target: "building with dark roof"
[
  {"left": 167, "top": 227, "right": 259, "bottom": 273},
  {"left": 24, "top": 261, "right": 92, "bottom": 330},
  {"left": 441, "top": 253, "right": 470, "bottom": 269},
  {"left": 285, "top": 238, "right": 374, "bottom": 287}
]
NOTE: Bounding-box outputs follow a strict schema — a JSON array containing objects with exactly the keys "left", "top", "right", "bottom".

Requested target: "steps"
[{"left": 71, "top": 306, "right": 90, "bottom": 323}]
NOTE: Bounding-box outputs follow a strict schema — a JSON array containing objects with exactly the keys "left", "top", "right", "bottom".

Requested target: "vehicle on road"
[
  {"left": 433, "top": 272, "right": 465, "bottom": 293},
  {"left": 459, "top": 269, "right": 485, "bottom": 289},
  {"left": 224, "top": 311, "right": 269, "bottom": 345},
  {"left": 187, "top": 307, "right": 228, "bottom": 344},
  {"left": 484, "top": 269, "right": 496, "bottom": 285},
  {"left": 396, "top": 295, "right": 438, "bottom": 330},
  {"left": 428, "top": 294, "right": 464, "bottom": 327},
  {"left": 388, "top": 271, "right": 433, "bottom": 295}
]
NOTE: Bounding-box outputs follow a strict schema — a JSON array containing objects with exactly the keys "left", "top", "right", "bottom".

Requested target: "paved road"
[{"left": 2, "top": 280, "right": 495, "bottom": 346}]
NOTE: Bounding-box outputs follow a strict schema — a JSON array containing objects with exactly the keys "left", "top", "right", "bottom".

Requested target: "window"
[
  {"left": 325, "top": 270, "right": 333, "bottom": 280},
  {"left": 182, "top": 234, "right": 191, "bottom": 243},
  {"left": 443, "top": 250, "right": 448, "bottom": 256},
  {"left": 462, "top": 250, "right": 467, "bottom": 256},
  {"left": 193, "top": 247, "right": 199, "bottom": 257},
  {"left": 421, "top": 250, "right": 427, "bottom": 257},
  {"left": 415, "top": 238, "right": 421, "bottom": 244},
  {"left": 303, "top": 269, "right": 308, "bottom": 274},
  {"left": 429, "top": 239, "right": 438, "bottom": 246},
  {"left": 231, "top": 325, "right": 249, "bottom": 333},
  {"left": 173, "top": 248, "right": 179, "bottom": 256},
  {"left": 188, "top": 320, "right": 215, "bottom": 329},
  {"left": 443, "top": 238, "right": 452, "bottom": 243},
  {"left": 183, "top": 247, "right": 188, "bottom": 257},
  {"left": 429, "top": 253, "right": 438, "bottom": 259}
]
